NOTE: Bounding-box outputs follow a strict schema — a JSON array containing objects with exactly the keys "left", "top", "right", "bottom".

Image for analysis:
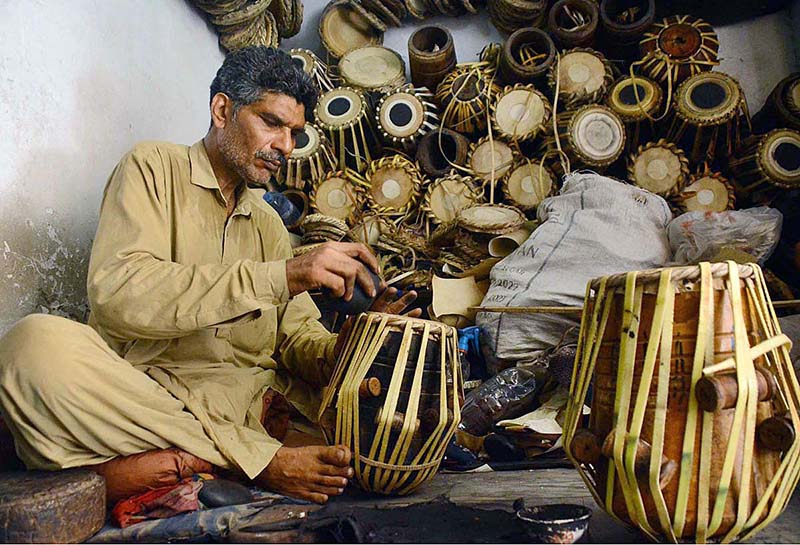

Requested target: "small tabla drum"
[
  {"left": 315, "top": 86, "right": 381, "bottom": 173},
  {"left": 363, "top": 155, "right": 425, "bottom": 218},
  {"left": 599, "top": 0, "right": 656, "bottom": 63},
  {"left": 408, "top": 25, "right": 457, "bottom": 93},
  {"left": 728, "top": 128, "right": 800, "bottom": 206},
  {"left": 498, "top": 27, "right": 556, "bottom": 88},
  {"left": 638, "top": 15, "right": 719, "bottom": 87},
  {"left": 502, "top": 160, "right": 557, "bottom": 213},
  {"left": 278, "top": 122, "right": 337, "bottom": 190},
  {"left": 310, "top": 171, "right": 362, "bottom": 223},
  {"left": 627, "top": 139, "right": 689, "bottom": 198},
  {"left": 318, "top": 312, "right": 463, "bottom": 495},
  {"left": 665, "top": 71, "right": 748, "bottom": 165},
  {"left": 544, "top": 104, "right": 626, "bottom": 171},
  {"left": 435, "top": 64, "right": 502, "bottom": 137},
  {"left": 376, "top": 84, "right": 440, "bottom": 153},
  {"left": 673, "top": 169, "right": 735, "bottom": 213},
  {"left": 491, "top": 84, "right": 552, "bottom": 143},
  {"left": 423, "top": 172, "right": 482, "bottom": 225},
  {"left": 339, "top": 45, "right": 407, "bottom": 97},
  {"left": 752, "top": 72, "right": 800, "bottom": 133},
  {"left": 289, "top": 48, "right": 337, "bottom": 93},
  {"left": 319, "top": 0, "right": 383, "bottom": 60},
  {"left": 547, "top": 0, "right": 599, "bottom": 49},
  {"left": 563, "top": 262, "right": 800, "bottom": 543},
  {"left": 468, "top": 136, "right": 518, "bottom": 185},
  {"left": 458, "top": 203, "right": 526, "bottom": 236},
  {"left": 548, "top": 48, "right": 614, "bottom": 109},
  {"left": 607, "top": 75, "right": 663, "bottom": 153}
]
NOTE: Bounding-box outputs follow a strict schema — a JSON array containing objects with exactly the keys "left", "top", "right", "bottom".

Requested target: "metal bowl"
[{"left": 516, "top": 503, "right": 592, "bottom": 544}]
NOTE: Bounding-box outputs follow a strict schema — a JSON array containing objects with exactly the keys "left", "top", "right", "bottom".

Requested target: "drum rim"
[
  {"left": 290, "top": 123, "right": 323, "bottom": 159},
  {"left": 376, "top": 85, "right": 437, "bottom": 142},
  {"left": 339, "top": 45, "right": 407, "bottom": 91},
  {"left": 588, "top": 262, "right": 758, "bottom": 289},
  {"left": 500, "top": 26, "right": 556, "bottom": 77},
  {"left": 607, "top": 75, "right": 663, "bottom": 121},
  {"left": 315, "top": 86, "right": 369, "bottom": 129},
  {"left": 547, "top": 47, "right": 614, "bottom": 108},
  {"left": 503, "top": 160, "right": 556, "bottom": 210},
  {"left": 627, "top": 138, "right": 690, "bottom": 197},
  {"left": 457, "top": 203, "right": 526, "bottom": 235},
  {"left": 423, "top": 173, "right": 481, "bottom": 224},
  {"left": 311, "top": 173, "right": 360, "bottom": 220},
  {"left": 468, "top": 136, "right": 517, "bottom": 180},
  {"left": 364, "top": 155, "right": 424, "bottom": 214},
  {"left": 758, "top": 128, "right": 800, "bottom": 187},
  {"left": 675, "top": 71, "right": 743, "bottom": 126},
  {"left": 491, "top": 84, "right": 552, "bottom": 142},
  {"left": 677, "top": 171, "right": 735, "bottom": 212},
  {"left": 567, "top": 104, "right": 626, "bottom": 165},
  {"left": 358, "top": 310, "right": 458, "bottom": 334},
  {"left": 318, "top": 1, "right": 384, "bottom": 59}
]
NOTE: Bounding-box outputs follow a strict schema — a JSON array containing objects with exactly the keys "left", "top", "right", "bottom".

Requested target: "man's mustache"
[{"left": 255, "top": 150, "right": 287, "bottom": 167}]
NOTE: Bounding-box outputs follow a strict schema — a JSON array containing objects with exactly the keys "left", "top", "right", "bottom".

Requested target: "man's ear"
[{"left": 210, "top": 92, "right": 233, "bottom": 129}]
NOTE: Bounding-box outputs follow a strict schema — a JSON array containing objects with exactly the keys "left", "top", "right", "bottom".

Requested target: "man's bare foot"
[{"left": 256, "top": 445, "right": 353, "bottom": 504}]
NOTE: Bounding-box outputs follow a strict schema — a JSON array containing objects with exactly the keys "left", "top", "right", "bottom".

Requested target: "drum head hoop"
[
  {"left": 763, "top": 130, "right": 800, "bottom": 184},
  {"left": 291, "top": 124, "right": 320, "bottom": 159},
  {"left": 290, "top": 50, "right": 313, "bottom": 73},
  {"left": 658, "top": 22, "right": 702, "bottom": 59},
  {"left": 571, "top": 107, "right": 624, "bottom": 161},
  {"left": 316, "top": 176, "right": 356, "bottom": 219},
  {"left": 678, "top": 72, "right": 740, "bottom": 122},
  {"left": 318, "top": 88, "right": 364, "bottom": 126},
  {"left": 339, "top": 46, "right": 405, "bottom": 90},
  {"left": 380, "top": 92, "right": 424, "bottom": 137},
  {"left": 495, "top": 89, "right": 545, "bottom": 136},
  {"left": 682, "top": 175, "right": 730, "bottom": 212},
  {"left": 459, "top": 204, "right": 525, "bottom": 234}
]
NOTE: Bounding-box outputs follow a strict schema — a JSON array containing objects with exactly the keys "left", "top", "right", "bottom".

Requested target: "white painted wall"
[
  {"left": 0, "top": 1, "right": 223, "bottom": 334},
  {"left": 0, "top": 1, "right": 798, "bottom": 336}
]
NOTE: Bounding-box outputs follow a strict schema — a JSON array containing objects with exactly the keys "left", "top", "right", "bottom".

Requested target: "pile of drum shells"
[
  {"left": 274, "top": 0, "right": 800, "bottom": 296},
  {"left": 192, "top": 0, "right": 304, "bottom": 51}
]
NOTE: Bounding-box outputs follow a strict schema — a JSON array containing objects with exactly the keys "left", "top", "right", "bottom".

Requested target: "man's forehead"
[{"left": 249, "top": 92, "right": 306, "bottom": 127}]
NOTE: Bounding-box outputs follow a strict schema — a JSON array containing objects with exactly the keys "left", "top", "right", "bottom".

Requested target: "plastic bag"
[{"left": 668, "top": 207, "right": 783, "bottom": 265}]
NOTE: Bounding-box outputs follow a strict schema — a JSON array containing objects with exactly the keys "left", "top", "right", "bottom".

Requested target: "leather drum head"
[
  {"left": 369, "top": 164, "right": 416, "bottom": 210},
  {"left": 504, "top": 162, "right": 555, "bottom": 211},
  {"left": 290, "top": 123, "right": 322, "bottom": 160},
  {"left": 608, "top": 75, "right": 662, "bottom": 121},
  {"left": 339, "top": 45, "right": 406, "bottom": 92},
  {"left": 426, "top": 176, "right": 479, "bottom": 224},
  {"left": 379, "top": 91, "right": 425, "bottom": 138},
  {"left": 316, "top": 87, "right": 366, "bottom": 128},
  {"left": 680, "top": 174, "right": 734, "bottom": 212},
  {"left": 761, "top": 129, "right": 800, "bottom": 188},
  {"left": 570, "top": 105, "right": 625, "bottom": 165},
  {"left": 313, "top": 175, "right": 359, "bottom": 220},
  {"left": 469, "top": 138, "right": 515, "bottom": 182},
  {"left": 630, "top": 142, "right": 688, "bottom": 196},
  {"left": 319, "top": 2, "right": 383, "bottom": 59},
  {"left": 556, "top": 50, "right": 608, "bottom": 97},
  {"left": 676, "top": 72, "right": 741, "bottom": 126},
  {"left": 494, "top": 87, "right": 548, "bottom": 140},
  {"left": 458, "top": 204, "right": 526, "bottom": 235}
]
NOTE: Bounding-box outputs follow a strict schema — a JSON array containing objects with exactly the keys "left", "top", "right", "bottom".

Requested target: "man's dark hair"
[{"left": 210, "top": 46, "right": 318, "bottom": 121}]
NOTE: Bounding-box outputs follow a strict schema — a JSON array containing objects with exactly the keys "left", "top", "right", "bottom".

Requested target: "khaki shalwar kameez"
[{"left": 0, "top": 140, "right": 337, "bottom": 479}]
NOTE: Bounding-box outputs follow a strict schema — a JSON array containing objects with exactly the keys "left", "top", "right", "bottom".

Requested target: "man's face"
[{"left": 217, "top": 92, "right": 305, "bottom": 187}]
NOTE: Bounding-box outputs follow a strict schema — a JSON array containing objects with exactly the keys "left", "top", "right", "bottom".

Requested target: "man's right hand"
[
  {"left": 256, "top": 444, "right": 354, "bottom": 504},
  {"left": 285, "top": 242, "right": 383, "bottom": 301}
]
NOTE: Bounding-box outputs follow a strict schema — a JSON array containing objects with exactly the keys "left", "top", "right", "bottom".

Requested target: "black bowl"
[{"left": 516, "top": 503, "right": 592, "bottom": 544}]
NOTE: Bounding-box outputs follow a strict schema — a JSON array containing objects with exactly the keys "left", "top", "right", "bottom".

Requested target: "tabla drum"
[
  {"left": 376, "top": 84, "right": 440, "bottom": 153},
  {"left": 673, "top": 170, "right": 735, "bottom": 213},
  {"left": 548, "top": 48, "right": 615, "bottom": 109},
  {"left": 751, "top": 72, "right": 800, "bottom": 134},
  {"left": 423, "top": 172, "right": 482, "bottom": 225},
  {"left": 408, "top": 25, "right": 457, "bottom": 93},
  {"left": 498, "top": 27, "right": 556, "bottom": 88},
  {"left": 290, "top": 48, "right": 337, "bottom": 93},
  {"left": 315, "top": 86, "right": 381, "bottom": 173},
  {"left": 665, "top": 71, "right": 748, "bottom": 165},
  {"left": 458, "top": 203, "right": 526, "bottom": 236},
  {"left": 627, "top": 139, "right": 689, "bottom": 198},
  {"left": 350, "top": 214, "right": 390, "bottom": 245},
  {"left": 487, "top": 0, "right": 548, "bottom": 35},
  {"left": 728, "top": 128, "right": 800, "bottom": 206},
  {"left": 607, "top": 75, "right": 663, "bottom": 152},
  {"left": 563, "top": 262, "right": 800, "bottom": 543},
  {"left": 547, "top": 0, "right": 599, "bottom": 49},
  {"left": 278, "top": 122, "right": 337, "bottom": 191},
  {"left": 435, "top": 64, "right": 502, "bottom": 137},
  {"left": 318, "top": 312, "right": 463, "bottom": 495},
  {"left": 502, "top": 161, "right": 557, "bottom": 213},
  {"left": 543, "top": 104, "right": 626, "bottom": 171},
  {"left": 311, "top": 171, "right": 362, "bottom": 223},
  {"left": 339, "top": 45, "right": 407, "bottom": 96},
  {"left": 468, "top": 136, "right": 517, "bottom": 185},
  {"left": 638, "top": 15, "right": 719, "bottom": 87},
  {"left": 319, "top": 0, "right": 383, "bottom": 60},
  {"left": 416, "top": 127, "right": 471, "bottom": 179},
  {"left": 599, "top": 0, "right": 656, "bottom": 62},
  {"left": 491, "top": 85, "right": 552, "bottom": 143},
  {"left": 363, "top": 155, "right": 425, "bottom": 218}
]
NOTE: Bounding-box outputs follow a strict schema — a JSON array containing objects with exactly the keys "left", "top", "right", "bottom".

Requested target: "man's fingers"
[
  {"left": 354, "top": 263, "right": 377, "bottom": 298},
  {"left": 405, "top": 308, "right": 423, "bottom": 318},
  {"left": 329, "top": 242, "right": 379, "bottom": 274},
  {"left": 315, "top": 474, "right": 349, "bottom": 488},
  {"left": 319, "top": 445, "right": 352, "bottom": 466},
  {"left": 319, "top": 271, "right": 346, "bottom": 298}
]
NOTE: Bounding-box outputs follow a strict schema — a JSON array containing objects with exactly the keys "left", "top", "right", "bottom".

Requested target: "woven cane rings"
[{"left": 363, "top": 155, "right": 425, "bottom": 217}]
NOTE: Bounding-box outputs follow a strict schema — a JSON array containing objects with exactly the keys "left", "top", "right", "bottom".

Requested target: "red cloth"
[{"left": 112, "top": 474, "right": 212, "bottom": 528}]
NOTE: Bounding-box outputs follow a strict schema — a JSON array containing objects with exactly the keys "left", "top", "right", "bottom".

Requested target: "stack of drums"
[
  {"left": 564, "top": 262, "right": 800, "bottom": 543},
  {"left": 318, "top": 312, "right": 463, "bottom": 495}
]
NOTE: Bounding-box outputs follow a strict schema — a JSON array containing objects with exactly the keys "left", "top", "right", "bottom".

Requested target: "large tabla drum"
[
  {"left": 319, "top": 312, "right": 463, "bottom": 495},
  {"left": 728, "top": 128, "right": 800, "bottom": 206},
  {"left": 564, "top": 262, "right": 800, "bottom": 543}
]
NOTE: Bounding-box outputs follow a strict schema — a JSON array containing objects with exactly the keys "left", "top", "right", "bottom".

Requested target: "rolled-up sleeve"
[{"left": 87, "top": 146, "right": 290, "bottom": 340}]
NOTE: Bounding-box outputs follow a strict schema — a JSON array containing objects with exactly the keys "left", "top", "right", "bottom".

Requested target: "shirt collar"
[{"left": 189, "top": 139, "right": 255, "bottom": 217}]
